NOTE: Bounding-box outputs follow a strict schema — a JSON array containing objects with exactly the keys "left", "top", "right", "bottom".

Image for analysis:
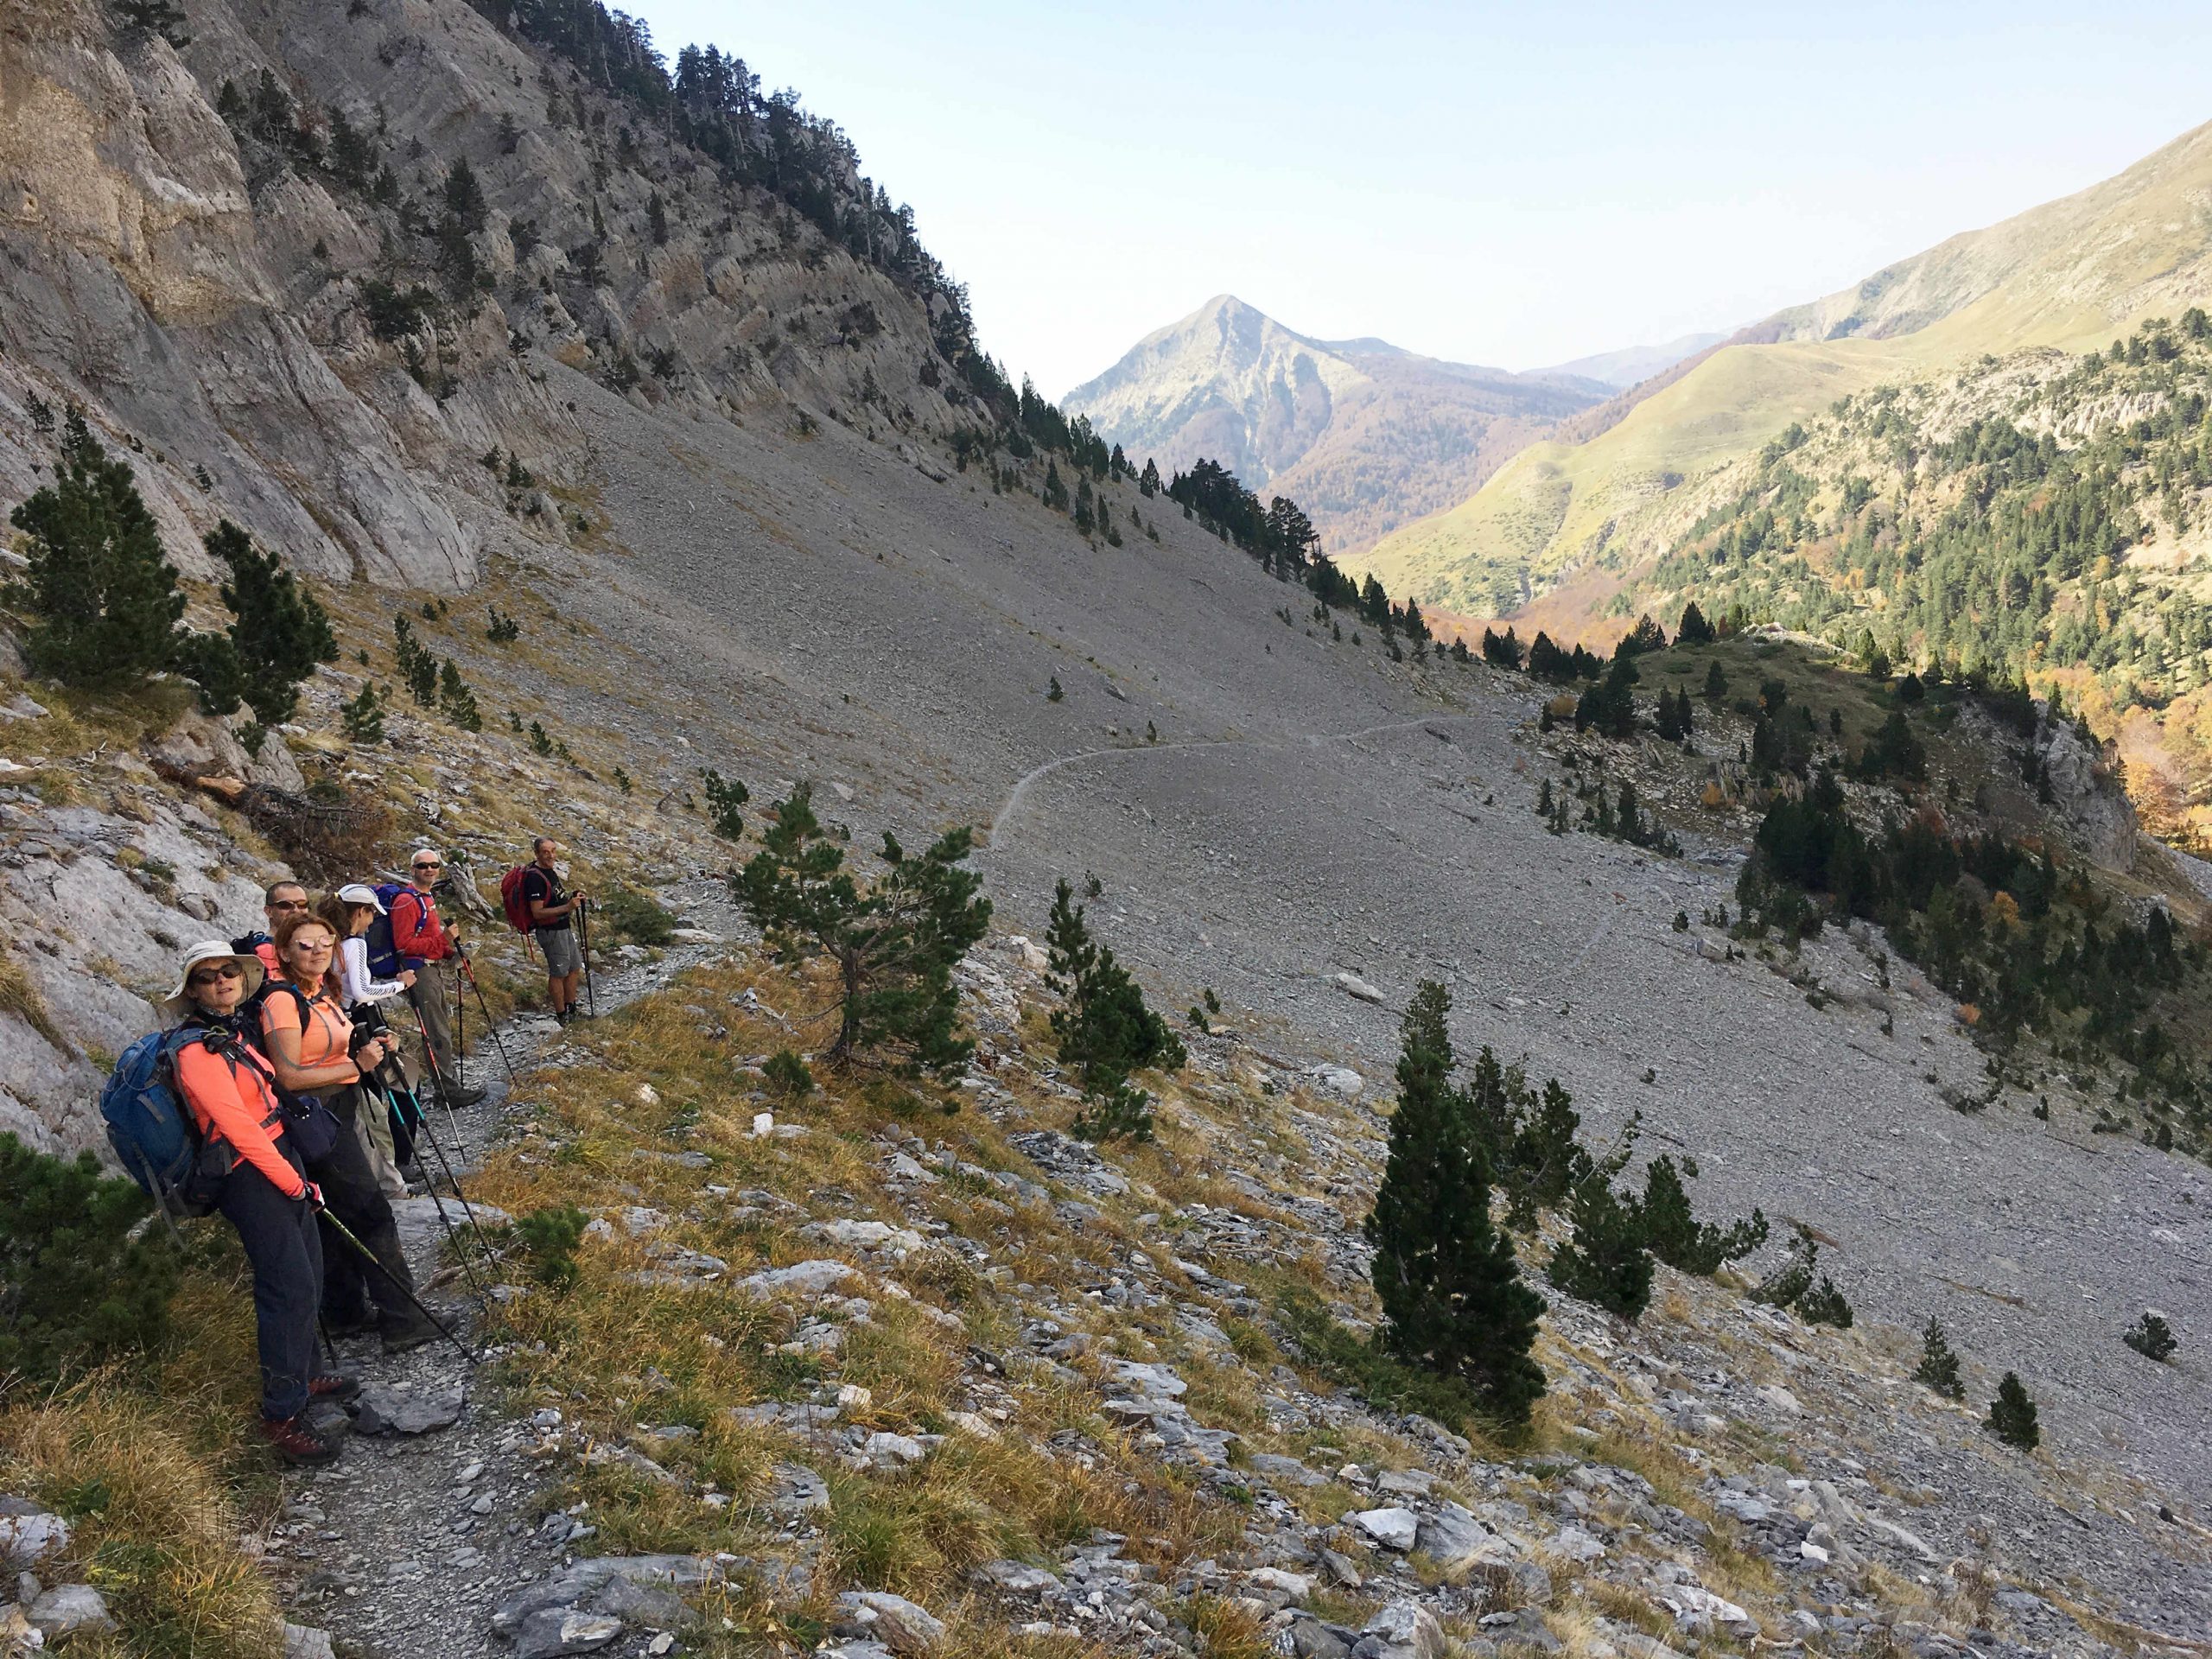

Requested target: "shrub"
[
  {"left": 2122, "top": 1311, "right": 2177, "bottom": 1363},
  {"left": 596, "top": 886, "right": 675, "bottom": 947},
  {"left": 242, "top": 776, "right": 391, "bottom": 887},
  {"left": 1638, "top": 1154, "right": 1767, "bottom": 1274},
  {"left": 764, "top": 1049, "right": 814, "bottom": 1098},
  {"left": 700, "top": 767, "right": 749, "bottom": 840},
  {"left": 1547, "top": 1174, "right": 1654, "bottom": 1320},
  {"left": 1796, "top": 1274, "right": 1853, "bottom": 1327},
  {"left": 0, "top": 1133, "right": 180, "bottom": 1385},
  {"left": 1985, "top": 1372, "right": 2040, "bottom": 1450},
  {"left": 1913, "top": 1317, "right": 1965, "bottom": 1398},
  {"left": 514, "top": 1204, "right": 589, "bottom": 1289},
  {"left": 340, "top": 681, "right": 386, "bottom": 743},
  {"left": 1045, "top": 878, "right": 1184, "bottom": 1141}
]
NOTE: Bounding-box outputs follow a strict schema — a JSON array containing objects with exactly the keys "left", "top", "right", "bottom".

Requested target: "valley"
[{"left": 2, "top": 3, "right": 2210, "bottom": 1658}]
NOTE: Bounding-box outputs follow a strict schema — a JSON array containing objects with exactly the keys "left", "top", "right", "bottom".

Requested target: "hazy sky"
[{"left": 628, "top": 1, "right": 2212, "bottom": 396}]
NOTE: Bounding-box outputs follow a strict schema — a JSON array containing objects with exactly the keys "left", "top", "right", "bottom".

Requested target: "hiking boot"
[
  {"left": 262, "top": 1414, "right": 341, "bottom": 1465},
  {"left": 308, "top": 1373, "right": 362, "bottom": 1402},
  {"left": 323, "top": 1310, "right": 379, "bottom": 1340},
  {"left": 381, "top": 1316, "right": 440, "bottom": 1354},
  {"left": 441, "top": 1082, "right": 487, "bottom": 1108}
]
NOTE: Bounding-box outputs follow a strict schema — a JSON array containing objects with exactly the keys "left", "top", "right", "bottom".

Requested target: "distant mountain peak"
[{"left": 1065, "top": 301, "right": 1609, "bottom": 556}]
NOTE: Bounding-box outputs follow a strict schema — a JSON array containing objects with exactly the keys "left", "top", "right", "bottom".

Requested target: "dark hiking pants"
[
  {"left": 308, "top": 1097, "right": 429, "bottom": 1339},
  {"left": 216, "top": 1148, "right": 321, "bottom": 1422}
]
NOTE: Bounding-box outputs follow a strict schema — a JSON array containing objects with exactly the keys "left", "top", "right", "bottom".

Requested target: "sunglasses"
[
  {"left": 188, "top": 963, "right": 244, "bottom": 988},
  {"left": 414, "top": 862, "right": 442, "bottom": 872},
  {"left": 269, "top": 899, "right": 309, "bottom": 912}
]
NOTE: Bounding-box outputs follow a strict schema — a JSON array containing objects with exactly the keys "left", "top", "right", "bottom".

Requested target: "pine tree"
[
  {"left": 1913, "top": 1317, "right": 1965, "bottom": 1398},
  {"left": 340, "top": 681, "right": 386, "bottom": 743},
  {"left": 2123, "top": 1311, "right": 2177, "bottom": 1363},
  {"left": 1046, "top": 676, "right": 1064, "bottom": 702},
  {"left": 1547, "top": 1173, "right": 1654, "bottom": 1320},
  {"left": 1675, "top": 686, "right": 1695, "bottom": 737},
  {"left": 734, "top": 785, "right": 992, "bottom": 1072},
  {"left": 1639, "top": 1154, "right": 1767, "bottom": 1274},
  {"left": 1704, "top": 659, "right": 1728, "bottom": 700},
  {"left": 0, "top": 1133, "right": 181, "bottom": 1385},
  {"left": 437, "top": 659, "right": 482, "bottom": 730},
  {"left": 1797, "top": 1274, "right": 1853, "bottom": 1327},
  {"left": 188, "top": 520, "right": 336, "bottom": 725},
  {"left": 1046, "top": 879, "right": 1185, "bottom": 1141},
  {"left": 1042, "top": 460, "right": 1069, "bottom": 512},
  {"left": 647, "top": 189, "right": 669, "bottom": 245},
  {"left": 1073, "top": 475, "right": 1094, "bottom": 534},
  {"left": 444, "top": 156, "right": 487, "bottom": 233},
  {"left": 1676, "top": 601, "right": 1715, "bottom": 645},
  {"left": 1985, "top": 1372, "right": 2041, "bottom": 1450},
  {"left": 1364, "top": 982, "right": 1547, "bottom": 1428},
  {"left": 700, "top": 768, "right": 749, "bottom": 840},
  {"left": 8, "top": 411, "right": 185, "bottom": 688}
]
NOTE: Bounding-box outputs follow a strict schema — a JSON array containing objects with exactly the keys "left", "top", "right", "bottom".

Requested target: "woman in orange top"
[
  {"left": 166, "top": 941, "right": 349, "bottom": 1464},
  {"left": 258, "top": 912, "right": 436, "bottom": 1353}
]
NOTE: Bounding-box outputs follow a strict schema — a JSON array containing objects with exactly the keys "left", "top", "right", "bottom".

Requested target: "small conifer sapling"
[
  {"left": 1913, "top": 1317, "right": 1965, "bottom": 1399},
  {"left": 1985, "top": 1372, "right": 2041, "bottom": 1450}
]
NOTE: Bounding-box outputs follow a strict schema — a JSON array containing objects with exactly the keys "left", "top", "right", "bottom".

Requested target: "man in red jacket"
[{"left": 392, "top": 847, "right": 485, "bottom": 1108}]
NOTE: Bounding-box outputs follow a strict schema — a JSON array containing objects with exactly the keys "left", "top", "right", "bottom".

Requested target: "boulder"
[
  {"left": 283, "top": 1625, "right": 338, "bottom": 1659},
  {"left": 1332, "top": 971, "right": 1387, "bottom": 1005},
  {"left": 0, "top": 1505, "right": 69, "bottom": 1569},
  {"left": 1351, "top": 1506, "right": 1421, "bottom": 1551},
  {"left": 491, "top": 1555, "right": 719, "bottom": 1635},
  {"left": 1414, "top": 1500, "right": 1503, "bottom": 1568},
  {"left": 831, "top": 1589, "right": 946, "bottom": 1655},
  {"left": 734, "top": 1259, "right": 857, "bottom": 1300},
  {"left": 353, "top": 1382, "right": 466, "bottom": 1435},
  {"left": 974, "top": 1559, "right": 1062, "bottom": 1596},
  {"left": 513, "top": 1608, "right": 624, "bottom": 1658},
  {"left": 28, "top": 1582, "right": 116, "bottom": 1640},
  {"left": 1351, "top": 1600, "right": 1446, "bottom": 1659}
]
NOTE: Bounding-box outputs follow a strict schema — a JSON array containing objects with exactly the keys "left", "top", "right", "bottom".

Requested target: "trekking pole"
[
  {"left": 369, "top": 1066, "right": 501, "bottom": 1307},
  {"left": 317, "top": 1208, "right": 479, "bottom": 1365},
  {"left": 578, "top": 900, "right": 597, "bottom": 1019},
  {"left": 373, "top": 1057, "right": 489, "bottom": 1240},
  {"left": 404, "top": 986, "right": 466, "bottom": 1142},
  {"left": 454, "top": 958, "right": 466, "bottom": 1092},
  {"left": 457, "top": 950, "right": 517, "bottom": 1082}
]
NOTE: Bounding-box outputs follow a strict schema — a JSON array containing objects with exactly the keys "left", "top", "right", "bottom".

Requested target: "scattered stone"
[
  {"left": 831, "top": 1589, "right": 946, "bottom": 1655},
  {"left": 27, "top": 1583, "right": 115, "bottom": 1640},
  {"left": 513, "top": 1607, "right": 624, "bottom": 1659},
  {"left": 1332, "top": 971, "right": 1387, "bottom": 1005},
  {"left": 734, "top": 1259, "right": 857, "bottom": 1300},
  {"left": 1352, "top": 1506, "right": 1421, "bottom": 1551},
  {"left": 1351, "top": 1599, "right": 1446, "bottom": 1659},
  {"left": 283, "top": 1624, "right": 338, "bottom": 1659},
  {"left": 352, "top": 1383, "right": 466, "bottom": 1436},
  {"left": 0, "top": 1508, "right": 68, "bottom": 1570},
  {"left": 768, "top": 1464, "right": 830, "bottom": 1518}
]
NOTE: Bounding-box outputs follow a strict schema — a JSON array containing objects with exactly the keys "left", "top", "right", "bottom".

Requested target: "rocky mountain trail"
[
  {"left": 274, "top": 881, "right": 741, "bottom": 1659},
  {"left": 232, "top": 923, "right": 2212, "bottom": 1659}
]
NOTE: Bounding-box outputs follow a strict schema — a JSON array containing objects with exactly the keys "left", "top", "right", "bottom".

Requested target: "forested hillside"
[{"left": 1623, "top": 311, "right": 2212, "bottom": 842}]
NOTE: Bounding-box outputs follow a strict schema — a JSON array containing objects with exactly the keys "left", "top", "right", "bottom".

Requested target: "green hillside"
[
  {"left": 1589, "top": 312, "right": 2212, "bottom": 843},
  {"left": 1356, "top": 116, "right": 2212, "bottom": 621}
]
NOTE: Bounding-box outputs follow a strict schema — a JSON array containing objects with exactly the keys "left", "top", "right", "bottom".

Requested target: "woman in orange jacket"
[
  {"left": 257, "top": 912, "right": 436, "bottom": 1353},
  {"left": 166, "top": 941, "right": 353, "bottom": 1464}
]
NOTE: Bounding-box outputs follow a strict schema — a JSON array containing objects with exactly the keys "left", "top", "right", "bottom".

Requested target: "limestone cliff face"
[{"left": 0, "top": 0, "right": 972, "bottom": 590}]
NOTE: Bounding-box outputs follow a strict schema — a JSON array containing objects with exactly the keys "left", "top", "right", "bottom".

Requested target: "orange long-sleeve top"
[{"left": 172, "top": 1029, "right": 306, "bottom": 1198}]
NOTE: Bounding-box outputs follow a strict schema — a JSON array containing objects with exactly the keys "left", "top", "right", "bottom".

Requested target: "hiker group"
[{"left": 101, "top": 842, "right": 590, "bottom": 1465}]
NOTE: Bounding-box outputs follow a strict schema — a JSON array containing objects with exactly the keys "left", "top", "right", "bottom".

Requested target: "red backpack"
[{"left": 499, "top": 867, "right": 537, "bottom": 938}]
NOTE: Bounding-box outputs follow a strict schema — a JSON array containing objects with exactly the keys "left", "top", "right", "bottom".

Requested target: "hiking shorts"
[{"left": 537, "top": 925, "right": 581, "bottom": 977}]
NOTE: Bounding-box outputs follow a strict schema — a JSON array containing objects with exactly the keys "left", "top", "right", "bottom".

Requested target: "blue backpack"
[
  {"left": 100, "top": 1028, "right": 217, "bottom": 1230},
  {"left": 365, "top": 881, "right": 415, "bottom": 976}
]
